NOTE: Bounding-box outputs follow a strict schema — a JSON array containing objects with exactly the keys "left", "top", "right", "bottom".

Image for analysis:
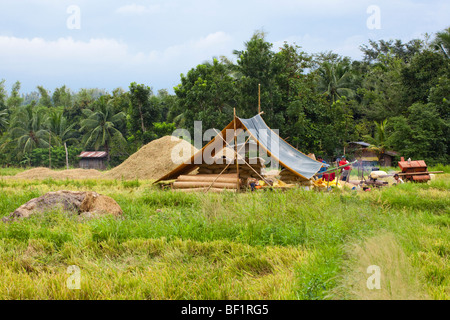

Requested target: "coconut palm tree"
[
  {"left": 80, "top": 96, "right": 126, "bottom": 163},
  {"left": 8, "top": 104, "right": 50, "bottom": 162},
  {"left": 316, "top": 60, "right": 355, "bottom": 103},
  {"left": 47, "top": 109, "right": 78, "bottom": 146},
  {"left": 363, "top": 119, "right": 391, "bottom": 166},
  {"left": 0, "top": 109, "right": 8, "bottom": 133},
  {"left": 432, "top": 27, "right": 450, "bottom": 59}
]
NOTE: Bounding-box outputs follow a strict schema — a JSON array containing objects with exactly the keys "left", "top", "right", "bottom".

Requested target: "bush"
[{"left": 30, "top": 146, "right": 82, "bottom": 168}]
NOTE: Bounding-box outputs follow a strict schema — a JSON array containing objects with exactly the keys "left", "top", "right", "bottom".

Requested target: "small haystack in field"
[
  {"left": 2, "top": 190, "right": 122, "bottom": 222},
  {"left": 13, "top": 167, "right": 102, "bottom": 180},
  {"left": 103, "top": 136, "right": 198, "bottom": 180}
]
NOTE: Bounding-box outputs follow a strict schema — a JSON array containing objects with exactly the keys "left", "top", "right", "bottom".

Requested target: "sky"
[{"left": 0, "top": 0, "right": 449, "bottom": 95}]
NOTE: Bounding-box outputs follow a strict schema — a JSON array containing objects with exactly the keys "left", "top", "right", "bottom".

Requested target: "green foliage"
[
  {"left": 128, "top": 82, "right": 160, "bottom": 144},
  {"left": 431, "top": 27, "right": 450, "bottom": 59},
  {"left": 0, "top": 27, "right": 448, "bottom": 168},
  {"left": 6, "top": 81, "right": 23, "bottom": 110},
  {"left": 0, "top": 79, "right": 7, "bottom": 111},
  {"left": 36, "top": 86, "right": 52, "bottom": 108},
  {"left": 80, "top": 96, "right": 126, "bottom": 161},
  {"left": 7, "top": 104, "right": 50, "bottom": 161},
  {"left": 401, "top": 50, "right": 449, "bottom": 104},
  {"left": 387, "top": 103, "right": 449, "bottom": 165},
  {"left": 30, "top": 146, "right": 82, "bottom": 168},
  {"left": 52, "top": 85, "right": 72, "bottom": 108},
  {"left": 0, "top": 175, "right": 448, "bottom": 299},
  {"left": 174, "top": 58, "right": 237, "bottom": 139}
]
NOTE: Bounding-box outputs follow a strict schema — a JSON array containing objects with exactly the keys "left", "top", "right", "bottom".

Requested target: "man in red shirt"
[{"left": 339, "top": 155, "right": 351, "bottom": 182}]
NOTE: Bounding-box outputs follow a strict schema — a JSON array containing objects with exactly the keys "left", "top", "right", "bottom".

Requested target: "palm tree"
[
  {"left": 47, "top": 109, "right": 78, "bottom": 168},
  {"left": 0, "top": 109, "right": 8, "bottom": 133},
  {"left": 80, "top": 96, "right": 126, "bottom": 163},
  {"left": 48, "top": 109, "right": 78, "bottom": 146},
  {"left": 432, "top": 27, "right": 450, "bottom": 59},
  {"left": 8, "top": 104, "right": 49, "bottom": 162},
  {"left": 363, "top": 119, "right": 391, "bottom": 166},
  {"left": 316, "top": 60, "right": 355, "bottom": 103}
]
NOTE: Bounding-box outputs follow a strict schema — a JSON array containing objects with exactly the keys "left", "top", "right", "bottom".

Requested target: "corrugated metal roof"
[
  {"left": 78, "top": 151, "right": 108, "bottom": 158},
  {"left": 350, "top": 141, "right": 371, "bottom": 147}
]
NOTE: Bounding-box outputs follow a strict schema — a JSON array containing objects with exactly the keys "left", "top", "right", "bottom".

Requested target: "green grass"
[
  {"left": 0, "top": 173, "right": 448, "bottom": 300},
  {"left": 0, "top": 167, "right": 27, "bottom": 176}
]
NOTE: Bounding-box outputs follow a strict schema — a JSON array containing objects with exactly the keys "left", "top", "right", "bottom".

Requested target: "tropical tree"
[
  {"left": 233, "top": 31, "right": 281, "bottom": 124},
  {"left": 360, "top": 39, "right": 423, "bottom": 64},
  {"left": 363, "top": 119, "right": 391, "bottom": 165},
  {"left": 315, "top": 56, "right": 356, "bottom": 103},
  {"left": 174, "top": 57, "right": 237, "bottom": 138},
  {"left": 52, "top": 85, "right": 72, "bottom": 108},
  {"left": 432, "top": 27, "right": 450, "bottom": 59},
  {"left": 128, "top": 82, "right": 160, "bottom": 144},
  {"left": 7, "top": 104, "right": 50, "bottom": 162},
  {"left": 6, "top": 81, "right": 23, "bottom": 110},
  {"left": 0, "top": 79, "right": 7, "bottom": 110},
  {"left": 79, "top": 96, "right": 126, "bottom": 163},
  {"left": 0, "top": 109, "right": 8, "bottom": 133},
  {"left": 401, "top": 49, "right": 449, "bottom": 105},
  {"left": 37, "top": 85, "right": 53, "bottom": 108},
  {"left": 48, "top": 108, "right": 78, "bottom": 146},
  {"left": 358, "top": 52, "right": 405, "bottom": 121}
]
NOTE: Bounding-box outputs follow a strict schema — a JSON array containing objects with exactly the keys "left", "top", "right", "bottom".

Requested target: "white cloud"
[
  {"left": 148, "top": 31, "right": 234, "bottom": 63},
  {"left": 0, "top": 32, "right": 235, "bottom": 91}
]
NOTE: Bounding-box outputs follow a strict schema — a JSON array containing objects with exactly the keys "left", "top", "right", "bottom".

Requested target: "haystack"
[
  {"left": 13, "top": 167, "right": 102, "bottom": 180},
  {"left": 2, "top": 190, "right": 122, "bottom": 222},
  {"left": 103, "top": 136, "right": 198, "bottom": 180}
]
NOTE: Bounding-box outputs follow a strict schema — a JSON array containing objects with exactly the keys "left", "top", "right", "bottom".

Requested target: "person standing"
[
  {"left": 339, "top": 155, "right": 351, "bottom": 182},
  {"left": 316, "top": 156, "right": 329, "bottom": 179}
]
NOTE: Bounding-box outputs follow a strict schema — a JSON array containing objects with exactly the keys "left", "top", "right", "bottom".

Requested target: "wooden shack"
[
  {"left": 348, "top": 142, "right": 398, "bottom": 167},
  {"left": 78, "top": 151, "right": 107, "bottom": 170}
]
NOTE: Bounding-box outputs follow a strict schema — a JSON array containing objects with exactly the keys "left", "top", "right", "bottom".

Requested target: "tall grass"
[{"left": 0, "top": 175, "right": 448, "bottom": 299}]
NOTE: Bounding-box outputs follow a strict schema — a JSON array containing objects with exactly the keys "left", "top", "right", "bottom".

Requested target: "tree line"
[{"left": 0, "top": 28, "right": 448, "bottom": 168}]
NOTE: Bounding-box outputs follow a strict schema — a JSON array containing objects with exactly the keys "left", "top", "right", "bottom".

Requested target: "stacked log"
[
  {"left": 172, "top": 173, "right": 239, "bottom": 192},
  {"left": 197, "top": 157, "right": 265, "bottom": 180},
  {"left": 279, "top": 169, "right": 312, "bottom": 186}
]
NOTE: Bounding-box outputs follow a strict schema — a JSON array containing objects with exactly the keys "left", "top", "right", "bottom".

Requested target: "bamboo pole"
[
  {"left": 176, "top": 188, "right": 237, "bottom": 193},
  {"left": 234, "top": 108, "right": 240, "bottom": 192},
  {"left": 204, "top": 135, "right": 252, "bottom": 193},
  {"left": 213, "top": 129, "right": 273, "bottom": 187},
  {"left": 48, "top": 133, "right": 51, "bottom": 169},
  {"left": 313, "top": 160, "right": 358, "bottom": 177},
  {"left": 174, "top": 181, "right": 238, "bottom": 189},
  {"left": 64, "top": 142, "right": 69, "bottom": 170},
  {"left": 178, "top": 175, "right": 239, "bottom": 183},
  {"left": 397, "top": 171, "right": 443, "bottom": 176},
  {"left": 258, "top": 84, "right": 261, "bottom": 114}
]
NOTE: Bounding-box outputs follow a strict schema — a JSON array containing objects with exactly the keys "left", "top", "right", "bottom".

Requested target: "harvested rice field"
[{"left": 0, "top": 166, "right": 448, "bottom": 300}]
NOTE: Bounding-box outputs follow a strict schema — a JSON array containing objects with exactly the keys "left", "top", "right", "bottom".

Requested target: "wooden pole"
[
  {"left": 258, "top": 84, "right": 261, "bottom": 114},
  {"left": 234, "top": 108, "right": 240, "bottom": 192},
  {"left": 204, "top": 135, "right": 253, "bottom": 193},
  {"left": 213, "top": 129, "right": 272, "bottom": 187},
  {"left": 64, "top": 142, "right": 69, "bottom": 170},
  {"left": 48, "top": 132, "right": 51, "bottom": 169}
]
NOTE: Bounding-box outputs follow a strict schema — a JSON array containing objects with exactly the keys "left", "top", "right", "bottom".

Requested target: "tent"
[{"left": 154, "top": 114, "right": 323, "bottom": 184}]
